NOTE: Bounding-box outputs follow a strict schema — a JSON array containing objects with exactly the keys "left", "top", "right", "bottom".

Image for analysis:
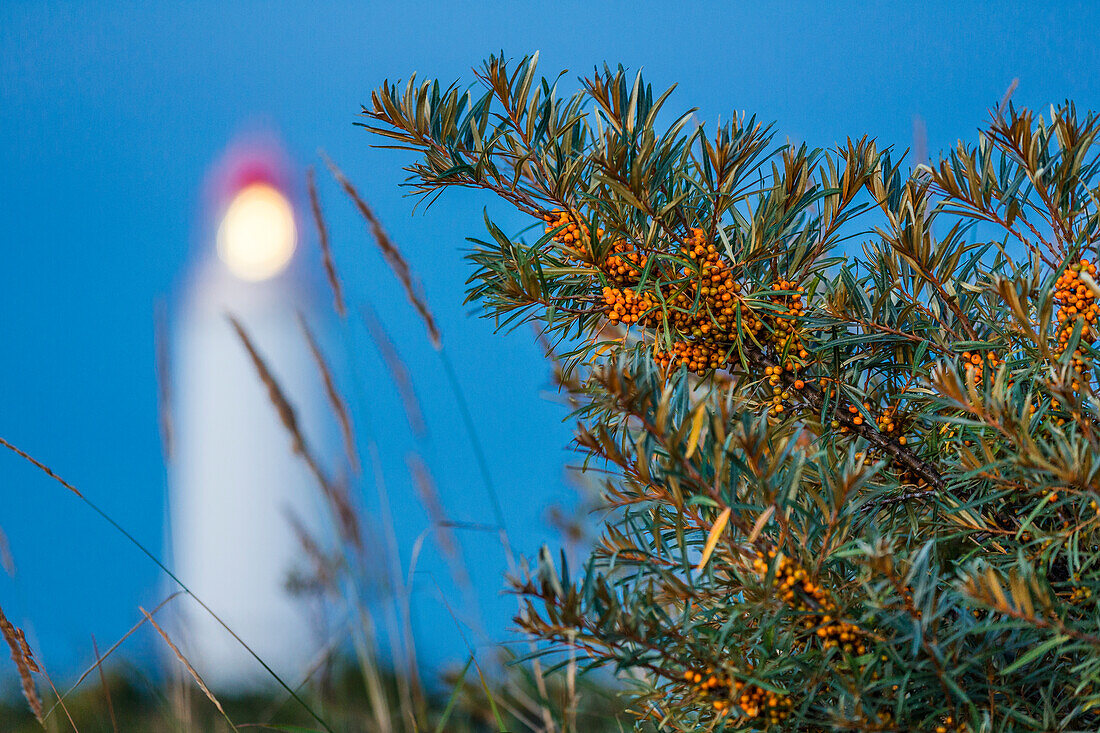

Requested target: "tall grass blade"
[{"left": 434, "top": 655, "right": 475, "bottom": 733}]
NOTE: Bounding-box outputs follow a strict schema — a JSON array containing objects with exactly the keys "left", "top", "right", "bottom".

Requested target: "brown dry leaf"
[
  {"left": 684, "top": 403, "right": 707, "bottom": 459},
  {"left": 747, "top": 506, "right": 776, "bottom": 544},
  {"left": 984, "top": 566, "right": 1010, "bottom": 610},
  {"left": 696, "top": 507, "right": 731, "bottom": 572}
]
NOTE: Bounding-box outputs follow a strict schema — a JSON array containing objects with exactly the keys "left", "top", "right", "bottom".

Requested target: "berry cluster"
[
  {"left": 755, "top": 281, "right": 810, "bottom": 414},
  {"left": 602, "top": 286, "right": 655, "bottom": 327},
  {"left": 837, "top": 398, "right": 910, "bottom": 447},
  {"left": 935, "top": 715, "right": 965, "bottom": 733},
  {"left": 657, "top": 340, "right": 727, "bottom": 376},
  {"left": 875, "top": 404, "right": 908, "bottom": 445},
  {"left": 546, "top": 217, "right": 830, "bottom": 420},
  {"left": 764, "top": 279, "right": 808, "bottom": 363},
  {"left": 682, "top": 668, "right": 791, "bottom": 726},
  {"left": 545, "top": 208, "right": 651, "bottom": 286},
  {"left": 656, "top": 338, "right": 728, "bottom": 374},
  {"left": 673, "top": 228, "right": 744, "bottom": 330},
  {"left": 657, "top": 228, "right": 761, "bottom": 374},
  {"left": 604, "top": 238, "right": 648, "bottom": 285},
  {"left": 752, "top": 551, "right": 867, "bottom": 655},
  {"left": 1069, "top": 573, "right": 1093, "bottom": 603},
  {"left": 837, "top": 402, "right": 871, "bottom": 435},
  {"left": 543, "top": 209, "right": 595, "bottom": 249},
  {"left": 764, "top": 365, "right": 795, "bottom": 416},
  {"left": 959, "top": 350, "right": 1002, "bottom": 387},
  {"left": 1054, "top": 258, "right": 1099, "bottom": 391}
]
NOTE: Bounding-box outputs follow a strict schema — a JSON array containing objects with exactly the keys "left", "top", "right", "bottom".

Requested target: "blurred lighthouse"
[{"left": 167, "top": 138, "right": 330, "bottom": 689}]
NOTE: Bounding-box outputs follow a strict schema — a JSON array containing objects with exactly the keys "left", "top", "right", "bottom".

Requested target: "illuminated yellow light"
[{"left": 217, "top": 183, "right": 297, "bottom": 281}]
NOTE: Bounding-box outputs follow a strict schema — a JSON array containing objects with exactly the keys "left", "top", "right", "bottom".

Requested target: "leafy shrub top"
[{"left": 367, "top": 54, "right": 1100, "bottom": 731}]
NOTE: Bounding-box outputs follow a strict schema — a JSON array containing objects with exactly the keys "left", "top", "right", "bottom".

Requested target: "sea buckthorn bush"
[{"left": 365, "top": 54, "right": 1100, "bottom": 731}]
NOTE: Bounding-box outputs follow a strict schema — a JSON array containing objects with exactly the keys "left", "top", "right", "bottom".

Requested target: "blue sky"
[{"left": 2, "top": 1, "right": 1099, "bottom": 682}]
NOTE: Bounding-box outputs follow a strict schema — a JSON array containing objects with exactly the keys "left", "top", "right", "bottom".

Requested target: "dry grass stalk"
[
  {"left": 998, "top": 77, "right": 1020, "bottom": 115},
  {"left": 298, "top": 313, "right": 360, "bottom": 474},
  {"left": 0, "top": 524, "right": 13, "bottom": 576},
  {"left": 0, "top": 435, "right": 332, "bottom": 730},
  {"left": 49, "top": 592, "right": 182, "bottom": 720},
  {"left": 0, "top": 436, "right": 83, "bottom": 498},
  {"left": 531, "top": 656, "right": 558, "bottom": 733},
  {"left": 228, "top": 315, "right": 309, "bottom": 459},
  {"left": 38, "top": 665, "right": 79, "bottom": 731},
  {"left": 364, "top": 441, "right": 424, "bottom": 728},
  {"left": 154, "top": 298, "right": 174, "bottom": 460},
  {"left": 230, "top": 315, "right": 363, "bottom": 549},
  {"left": 0, "top": 603, "right": 43, "bottom": 723},
  {"left": 228, "top": 316, "right": 327, "bottom": 482},
  {"left": 139, "top": 606, "right": 238, "bottom": 732},
  {"left": 284, "top": 508, "right": 335, "bottom": 592},
  {"left": 406, "top": 453, "right": 469, "bottom": 589},
  {"left": 328, "top": 472, "right": 364, "bottom": 552},
  {"left": 491, "top": 692, "right": 541, "bottom": 732},
  {"left": 321, "top": 152, "right": 442, "bottom": 349},
  {"left": 361, "top": 303, "right": 427, "bottom": 437},
  {"left": 91, "top": 634, "right": 119, "bottom": 732},
  {"left": 307, "top": 167, "right": 347, "bottom": 318}
]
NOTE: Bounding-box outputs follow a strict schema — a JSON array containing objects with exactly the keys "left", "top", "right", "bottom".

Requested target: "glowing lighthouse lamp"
[
  {"left": 169, "top": 149, "right": 329, "bottom": 690},
  {"left": 217, "top": 183, "right": 297, "bottom": 281}
]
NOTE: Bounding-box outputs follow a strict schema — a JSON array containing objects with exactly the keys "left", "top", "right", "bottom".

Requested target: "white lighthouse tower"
[{"left": 168, "top": 140, "right": 330, "bottom": 690}]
